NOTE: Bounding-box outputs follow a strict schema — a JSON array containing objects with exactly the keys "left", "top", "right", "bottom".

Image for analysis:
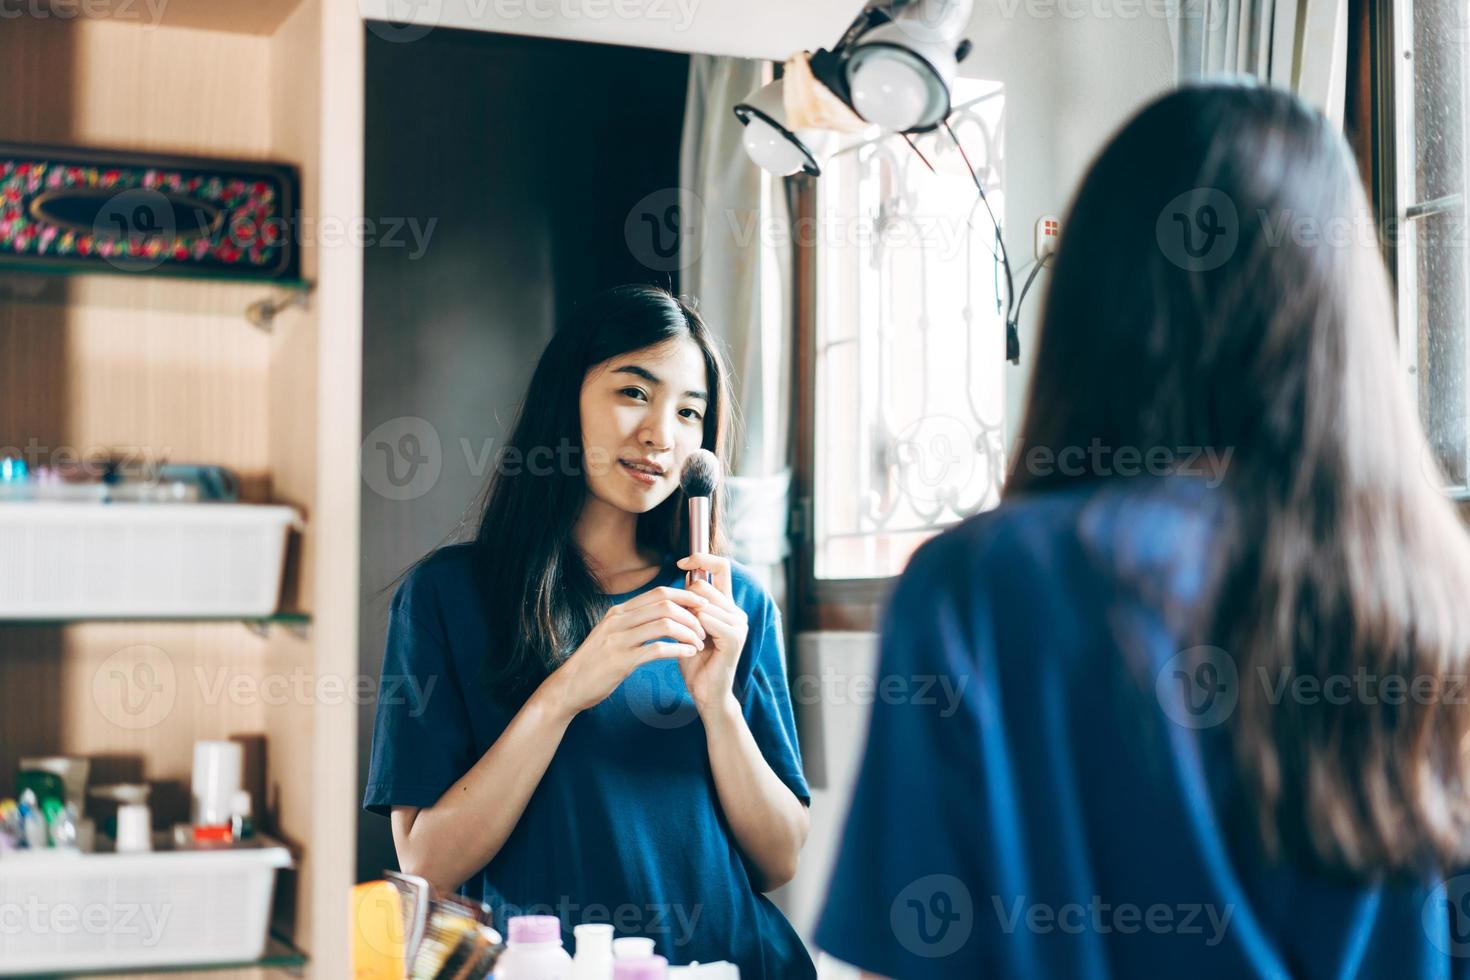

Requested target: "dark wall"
[{"left": 357, "top": 25, "right": 689, "bottom": 882}]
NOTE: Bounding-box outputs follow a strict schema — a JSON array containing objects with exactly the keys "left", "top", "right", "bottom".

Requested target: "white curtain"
[
  {"left": 1171, "top": 0, "right": 1349, "bottom": 125},
  {"left": 679, "top": 56, "right": 795, "bottom": 609}
]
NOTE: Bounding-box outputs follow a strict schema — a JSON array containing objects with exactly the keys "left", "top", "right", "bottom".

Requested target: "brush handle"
[{"left": 686, "top": 496, "right": 712, "bottom": 587}]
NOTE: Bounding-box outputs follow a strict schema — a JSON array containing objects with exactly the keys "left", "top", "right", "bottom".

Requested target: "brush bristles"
[{"left": 680, "top": 449, "right": 720, "bottom": 498}]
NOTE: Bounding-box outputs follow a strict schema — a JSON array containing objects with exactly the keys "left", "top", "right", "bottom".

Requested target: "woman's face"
[{"left": 579, "top": 336, "right": 710, "bottom": 515}]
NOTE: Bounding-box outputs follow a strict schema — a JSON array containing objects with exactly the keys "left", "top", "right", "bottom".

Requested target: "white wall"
[
  {"left": 357, "top": 0, "right": 857, "bottom": 59},
  {"left": 772, "top": 632, "right": 881, "bottom": 952},
  {"left": 980, "top": 0, "right": 1177, "bottom": 449}
]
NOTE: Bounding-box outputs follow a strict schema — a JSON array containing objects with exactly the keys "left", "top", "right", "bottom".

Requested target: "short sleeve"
[
  {"left": 735, "top": 586, "right": 811, "bottom": 806},
  {"left": 363, "top": 574, "right": 477, "bottom": 818},
  {"left": 814, "top": 534, "right": 991, "bottom": 976}
]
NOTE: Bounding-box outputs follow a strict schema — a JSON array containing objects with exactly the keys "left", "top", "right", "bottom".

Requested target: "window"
[
  {"left": 1383, "top": 0, "right": 1470, "bottom": 494},
  {"left": 795, "top": 80, "right": 1009, "bottom": 609}
]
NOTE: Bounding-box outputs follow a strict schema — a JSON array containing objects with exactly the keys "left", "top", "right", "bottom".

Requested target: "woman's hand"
[
  {"left": 543, "top": 586, "right": 709, "bottom": 718},
  {"left": 676, "top": 552, "right": 807, "bottom": 890},
  {"left": 675, "top": 553, "right": 749, "bottom": 717}
]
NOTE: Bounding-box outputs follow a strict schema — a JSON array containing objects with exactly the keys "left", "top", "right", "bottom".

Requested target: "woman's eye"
[
  {"left": 679, "top": 408, "right": 704, "bottom": 421},
  {"left": 620, "top": 387, "right": 648, "bottom": 401}
]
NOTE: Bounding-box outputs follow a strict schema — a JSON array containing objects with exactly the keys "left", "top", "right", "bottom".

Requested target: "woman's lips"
[{"left": 619, "top": 459, "right": 662, "bottom": 486}]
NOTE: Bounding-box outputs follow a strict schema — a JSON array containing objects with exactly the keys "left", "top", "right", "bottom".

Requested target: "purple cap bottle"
[
  {"left": 506, "top": 915, "right": 563, "bottom": 945},
  {"left": 612, "top": 955, "right": 668, "bottom": 980}
]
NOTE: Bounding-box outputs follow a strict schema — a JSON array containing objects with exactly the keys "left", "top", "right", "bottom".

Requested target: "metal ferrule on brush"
[{"left": 687, "top": 496, "right": 711, "bottom": 587}]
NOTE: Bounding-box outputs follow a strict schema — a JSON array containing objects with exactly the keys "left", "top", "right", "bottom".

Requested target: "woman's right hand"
[{"left": 542, "top": 586, "right": 710, "bottom": 717}]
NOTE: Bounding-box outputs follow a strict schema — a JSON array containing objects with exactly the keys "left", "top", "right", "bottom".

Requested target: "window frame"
[
  {"left": 788, "top": 89, "right": 1010, "bottom": 631},
  {"left": 1370, "top": 0, "right": 1470, "bottom": 501},
  {"left": 790, "top": 173, "right": 892, "bottom": 632}
]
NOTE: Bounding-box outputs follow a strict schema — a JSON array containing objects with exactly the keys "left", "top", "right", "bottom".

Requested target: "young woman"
[
  {"left": 816, "top": 83, "right": 1470, "bottom": 977},
  {"left": 365, "top": 285, "right": 814, "bottom": 977}
]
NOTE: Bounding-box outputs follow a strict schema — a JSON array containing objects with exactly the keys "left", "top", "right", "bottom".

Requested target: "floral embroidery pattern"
[{"left": 0, "top": 156, "right": 291, "bottom": 273}]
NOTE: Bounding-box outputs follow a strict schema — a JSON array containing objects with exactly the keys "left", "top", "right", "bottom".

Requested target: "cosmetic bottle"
[{"left": 496, "top": 915, "right": 572, "bottom": 980}]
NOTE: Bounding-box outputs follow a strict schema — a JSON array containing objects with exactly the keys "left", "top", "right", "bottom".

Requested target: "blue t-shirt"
[
  {"left": 816, "top": 476, "right": 1470, "bottom": 978},
  {"left": 364, "top": 543, "right": 814, "bottom": 977}
]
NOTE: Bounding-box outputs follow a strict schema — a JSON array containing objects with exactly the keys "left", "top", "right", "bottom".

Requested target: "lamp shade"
[
  {"left": 733, "top": 78, "right": 826, "bottom": 176},
  {"left": 844, "top": 22, "right": 958, "bottom": 133}
]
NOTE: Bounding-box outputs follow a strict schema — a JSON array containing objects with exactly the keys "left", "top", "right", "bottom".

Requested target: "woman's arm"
[
  {"left": 700, "top": 693, "right": 811, "bottom": 891},
  {"left": 390, "top": 680, "right": 575, "bottom": 895},
  {"left": 391, "top": 585, "right": 710, "bottom": 894},
  {"left": 676, "top": 553, "right": 810, "bottom": 892}
]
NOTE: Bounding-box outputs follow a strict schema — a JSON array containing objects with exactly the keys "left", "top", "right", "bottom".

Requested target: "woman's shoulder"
[
  {"left": 907, "top": 475, "right": 1224, "bottom": 589},
  {"left": 725, "top": 557, "right": 779, "bottom": 620},
  {"left": 390, "top": 541, "right": 481, "bottom": 640},
  {"left": 887, "top": 475, "right": 1225, "bottom": 664}
]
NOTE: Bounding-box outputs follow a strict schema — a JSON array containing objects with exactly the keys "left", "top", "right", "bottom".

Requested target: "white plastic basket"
[
  {"left": 0, "top": 839, "right": 292, "bottom": 974},
  {"left": 0, "top": 502, "right": 297, "bottom": 619}
]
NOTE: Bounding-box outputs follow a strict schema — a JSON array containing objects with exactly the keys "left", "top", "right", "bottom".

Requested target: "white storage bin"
[
  {"left": 0, "top": 839, "right": 292, "bottom": 975},
  {"left": 0, "top": 502, "right": 297, "bottom": 619}
]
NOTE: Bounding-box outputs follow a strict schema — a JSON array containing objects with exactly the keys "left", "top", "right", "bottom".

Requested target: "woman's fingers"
[
  {"left": 685, "top": 577, "right": 739, "bottom": 615},
  {"left": 690, "top": 602, "right": 740, "bottom": 631},
  {"left": 614, "top": 585, "right": 708, "bottom": 615},
  {"left": 635, "top": 641, "right": 699, "bottom": 664},
  {"left": 626, "top": 616, "right": 705, "bottom": 651},
  {"left": 676, "top": 553, "right": 733, "bottom": 597},
  {"left": 617, "top": 597, "right": 707, "bottom": 640}
]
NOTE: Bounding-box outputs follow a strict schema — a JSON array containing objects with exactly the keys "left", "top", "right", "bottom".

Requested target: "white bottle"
[
  {"left": 612, "top": 938, "right": 656, "bottom": 960},
  {"left": 497, "top": 915, "right": 573, "bottom": 980},
  {"left": 571, "top": 923, "right": 614, "bottom": 980}
]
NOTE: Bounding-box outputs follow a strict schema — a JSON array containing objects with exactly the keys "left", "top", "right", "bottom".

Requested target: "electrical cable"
[
  {"left": 942, "top": 117, "right": 1025, "bottom": 363},
  {"left": 1015, "top": 255, "right": 1050, "bottom": 318}
]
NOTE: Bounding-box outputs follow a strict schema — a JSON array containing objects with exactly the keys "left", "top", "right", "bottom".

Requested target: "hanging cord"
[
  {"left": 1014, "top": 254, "right": 1050, "bottom": 322},
  {"left": 1006, "top": 251, "right": 1053, "bottom": 365},
  {"left": 941, "top": 117, "right": 1030, "bottom": 365},
  {"left": 898, "top": 131, "right": 1005, "bottom": 288},
  {"left": 893, "top": 117, "right": 1052, "bottom": 365}
]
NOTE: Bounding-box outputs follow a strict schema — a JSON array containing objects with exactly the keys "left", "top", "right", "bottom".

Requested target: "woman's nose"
[{"left": 640, "top": 413, "right": 675, "bottom": 449}]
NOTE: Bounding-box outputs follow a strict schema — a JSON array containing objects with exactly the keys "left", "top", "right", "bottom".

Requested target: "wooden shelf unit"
[{"left": 0, "top": 4, "right": 364, "bottom": 977}]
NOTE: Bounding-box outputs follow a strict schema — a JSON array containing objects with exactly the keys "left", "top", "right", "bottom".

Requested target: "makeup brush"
[
  {"left": 433, "top": 924, "right": 501, "bottom": 980},
  {"left": 410, "top": 900, "right": 479, "bottom": 980},
  {"left": 680, "top": 450, "right": 721, "bottom": 587}
]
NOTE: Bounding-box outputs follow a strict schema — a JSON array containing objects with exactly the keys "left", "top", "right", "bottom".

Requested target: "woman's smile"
[{"left": 619, "top": 457, "right": 666, "bottom": 487}]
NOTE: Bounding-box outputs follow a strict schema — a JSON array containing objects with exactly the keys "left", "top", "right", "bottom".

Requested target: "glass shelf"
[
  {"left": 0, "top": 258, "right": 312, "bottom": 325},
  {"left": 11, "top": 931, "right": 307, "bottom": 978}
]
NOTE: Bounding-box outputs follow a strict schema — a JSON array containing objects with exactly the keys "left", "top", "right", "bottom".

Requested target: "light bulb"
[
  {"left": 740, "top": 115, "right": 810, "bottom": 177},
  {"left": 848, "top": 55, "right": 932, "bottom": 132}
]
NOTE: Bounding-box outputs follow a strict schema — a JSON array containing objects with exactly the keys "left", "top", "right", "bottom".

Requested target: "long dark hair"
[
  {"left": 1008, "top": 83, "right": 1470, "bottom": 876},
  {"left": 472, "top": 284, "right": 731, "bottom": 708}
]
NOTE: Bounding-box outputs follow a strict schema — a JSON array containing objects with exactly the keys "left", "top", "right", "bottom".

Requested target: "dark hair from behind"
[
  {"left": 1008, "top": 82, "right": 1470, "bottom": 877},
  {"left": 471, "top": 284, "right": 731, "bottom": 709}
]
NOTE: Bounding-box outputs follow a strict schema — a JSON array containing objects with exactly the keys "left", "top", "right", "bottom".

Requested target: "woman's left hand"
[{"left": 675, "top": 553, "right": 748, "bottom": 717}]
